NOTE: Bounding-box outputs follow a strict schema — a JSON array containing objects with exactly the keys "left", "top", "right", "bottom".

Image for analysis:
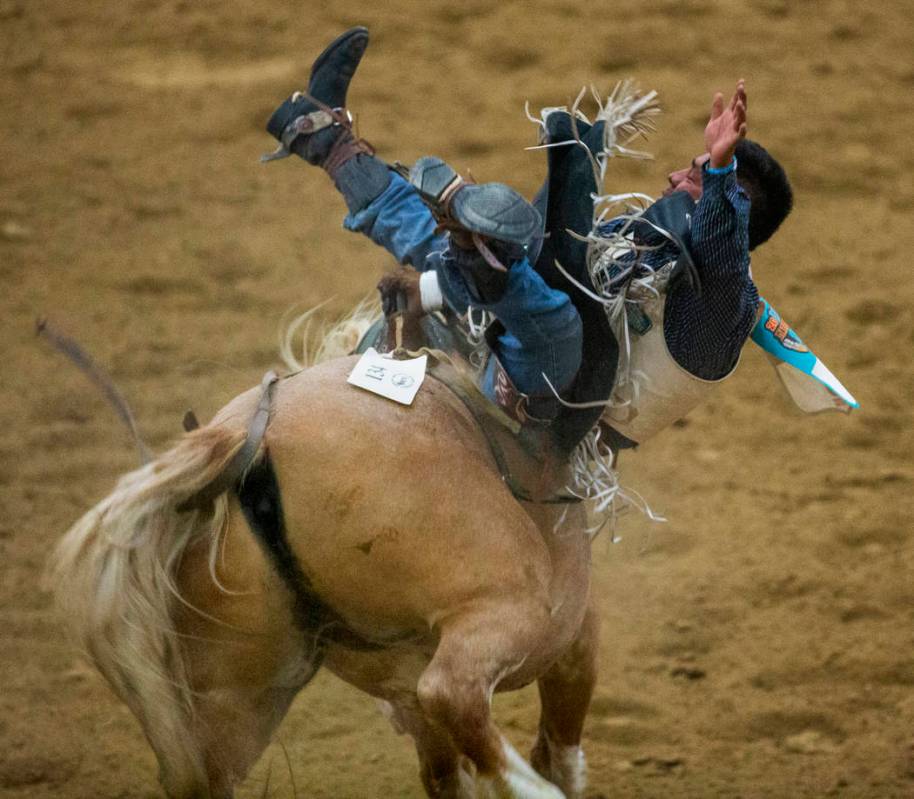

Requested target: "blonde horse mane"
[
  {"left": 48, "top": 295, "right": 381, "bottom": 795},
  {"left": 279, "top": 295, "right": 382, "bottom": 372},
  {"left": 49, "top": 425, "right": 247, "bottom": 796}
]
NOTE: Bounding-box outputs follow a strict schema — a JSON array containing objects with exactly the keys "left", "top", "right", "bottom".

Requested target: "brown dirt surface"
[{"left": 3, "top": 1, "right": 914, "bottom": 797}]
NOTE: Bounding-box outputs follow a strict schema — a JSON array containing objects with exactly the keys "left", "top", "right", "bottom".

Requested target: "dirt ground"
[{"left": 3, "top": 0, "right": 914, "bottom": 797}]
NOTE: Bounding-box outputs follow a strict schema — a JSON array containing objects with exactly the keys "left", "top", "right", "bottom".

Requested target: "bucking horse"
[
  {"left": 47, "top": 36, "right": 665, "bottom": 798},
  {"left": 49, "top": 297, "right": 601, "bottom": 799}
]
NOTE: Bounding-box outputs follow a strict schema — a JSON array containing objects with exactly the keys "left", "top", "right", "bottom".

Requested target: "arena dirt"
[{"left": 3, "top": 1, "right": 913, "bottom": 796}]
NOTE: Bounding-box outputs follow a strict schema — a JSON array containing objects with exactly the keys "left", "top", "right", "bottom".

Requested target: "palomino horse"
[{"left": 52, "top": 320, "right": 599, "bottom": 799}]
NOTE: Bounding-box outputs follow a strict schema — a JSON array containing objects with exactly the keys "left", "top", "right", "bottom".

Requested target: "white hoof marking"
[{"left": 478, "top": 735, "right": 566, "bottom": 799}]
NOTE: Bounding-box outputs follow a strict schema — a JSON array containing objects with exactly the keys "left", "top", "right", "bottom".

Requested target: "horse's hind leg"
[
  {"left": 530, "top": 599, "right": 599, "bottom": 799},
  {"left": 416, "top": 605, "right": 566, "bottom": 799}
]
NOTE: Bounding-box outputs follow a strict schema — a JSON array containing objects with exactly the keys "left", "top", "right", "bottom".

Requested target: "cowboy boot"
[
  {"left": 409, "top": 156, "right": 541, "bottom": 303},
  {"left": 265, "top": 26, "right": 368, "bottom": 164},
  {"left": 409, "top": 156, "right": 541, "bottom": 245},
  {"left": 264, "top": 27, "right": 391, "bottom": 212}
]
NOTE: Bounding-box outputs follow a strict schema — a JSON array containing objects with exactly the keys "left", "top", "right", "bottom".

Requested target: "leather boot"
[
  {"left": 265, "top": 27, "right": 370, "bottom": 165},
  {"left": 409, "top": 156, "right": 541, "bottom": 245},
  {"left": 264, "top": 27, "right": 392, "bottom": 212},
  {"left": 409, "top": 157, "right": 541, "bottom": 303}
]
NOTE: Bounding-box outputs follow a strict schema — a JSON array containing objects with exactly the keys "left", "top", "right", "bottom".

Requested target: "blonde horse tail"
[{"left": 50, "top": 424, "right": 247, "bottom": 797}]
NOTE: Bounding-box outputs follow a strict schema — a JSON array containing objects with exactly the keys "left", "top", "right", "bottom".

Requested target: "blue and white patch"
[{"left": 751, "top": 298, "right": 859, "bottom": 413}]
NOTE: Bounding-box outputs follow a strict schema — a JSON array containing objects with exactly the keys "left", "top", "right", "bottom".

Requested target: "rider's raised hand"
[{"left": 704, "top": 80, "right": 747, "bottom": 169}]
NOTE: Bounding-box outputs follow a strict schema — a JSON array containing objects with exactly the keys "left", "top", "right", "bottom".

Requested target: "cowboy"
[{"left": 263, "top": 28, "right": 795, "bottom": 455}]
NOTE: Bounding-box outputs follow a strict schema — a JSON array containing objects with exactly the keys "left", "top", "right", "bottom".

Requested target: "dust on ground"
[{"left": 3, "top": 1, "right": 914, "bottom": 797}]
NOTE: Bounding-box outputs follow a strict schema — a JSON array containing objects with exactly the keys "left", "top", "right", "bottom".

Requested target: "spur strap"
[
  {"left": 261, "top": 92, "right": 375, "bottom": 165},
  {"left": 322, "top": 132, "right": 376, "bottom": 177}
]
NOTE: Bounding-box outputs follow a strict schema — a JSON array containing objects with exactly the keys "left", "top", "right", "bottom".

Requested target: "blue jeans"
[{"left": 344, "top": 174, "right": 582, "bottom": 399}]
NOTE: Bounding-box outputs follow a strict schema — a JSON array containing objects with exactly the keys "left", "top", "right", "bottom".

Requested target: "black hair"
[{"left": 734, "top": 139, "right": 793, "bottom": 250}]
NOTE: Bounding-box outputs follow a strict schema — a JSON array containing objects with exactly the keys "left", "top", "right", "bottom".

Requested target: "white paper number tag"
[{"left": 347, "top": 347, "right": 427, "bottom": 406}]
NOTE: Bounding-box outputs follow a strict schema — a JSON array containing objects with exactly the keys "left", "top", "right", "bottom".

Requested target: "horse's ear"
[{"left": 182, "top": 410, "right": 200, "bottom": 432}]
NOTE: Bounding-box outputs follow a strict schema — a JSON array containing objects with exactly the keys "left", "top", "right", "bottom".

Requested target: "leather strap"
[
  {"left": 438, "top": 174, "right": 466, "bottom": 207},
  {"left": 470, "top": 232, "right": 508, "bottom": 272},
  {"left": 262, "top": 92, "right": 373, "bottom": 165},
  {"left": 323, "top": 131, "right": 376, "bottom": 177},
  {"left": 177, "top": 371, "right": 280, "bottom": 512}
]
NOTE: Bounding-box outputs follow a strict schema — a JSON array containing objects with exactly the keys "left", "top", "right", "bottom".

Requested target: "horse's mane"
[
  {"left": 279, "top": 294, "right": 381, "bottom": 372},
  {"left": 50, "top": 425, "right": 248, "bottom": 794}
]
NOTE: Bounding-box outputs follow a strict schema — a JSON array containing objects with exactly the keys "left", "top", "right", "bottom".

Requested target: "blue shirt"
[{"left": 600, "top": 167, "right": 756, "bottom": 380}]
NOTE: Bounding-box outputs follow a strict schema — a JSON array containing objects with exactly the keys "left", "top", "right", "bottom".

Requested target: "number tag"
[{"left": 347, "top": 347, "right": 427, "bottom": 406}]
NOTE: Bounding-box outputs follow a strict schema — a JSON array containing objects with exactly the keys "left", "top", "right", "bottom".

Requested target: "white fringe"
[
  {"left": 564, "top": 425, "right": 666, "bottom": 540},
  {"left": 527, "top": 82, "right": 670, "bottom": 534},
  {"left": 525, "top": 81, "right": 660, "bottom": 185}
]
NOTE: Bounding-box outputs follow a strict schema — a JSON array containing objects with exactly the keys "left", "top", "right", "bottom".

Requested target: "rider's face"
[{"left": 664, "top": 153, "right": 711, "bottom": 200}]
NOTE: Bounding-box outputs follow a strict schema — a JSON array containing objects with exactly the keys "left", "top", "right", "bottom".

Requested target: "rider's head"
[
  {"left": 664, "top": 154, "right": 710, "bottom": 202},
  {"left": 732, "top": 139, "right": 793, "bottom": 250},
  {"left": 665, "top": 139, "right": 793, "bottom": 250}
]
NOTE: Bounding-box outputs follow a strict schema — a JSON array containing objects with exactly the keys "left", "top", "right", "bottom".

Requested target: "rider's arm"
[
  {"left": 343, "top": 173, "right": 447, "bottom": 271},
  {"left": 663, "top": 80, "right": 758, "bottom": 380},
  {"left": 664, "top": 164, "right": 758, "bottom": 380}
]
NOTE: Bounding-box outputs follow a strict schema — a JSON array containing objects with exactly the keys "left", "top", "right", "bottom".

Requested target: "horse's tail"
[{"left": 49, "top": 424, "right": 247, "bottom": 796}]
